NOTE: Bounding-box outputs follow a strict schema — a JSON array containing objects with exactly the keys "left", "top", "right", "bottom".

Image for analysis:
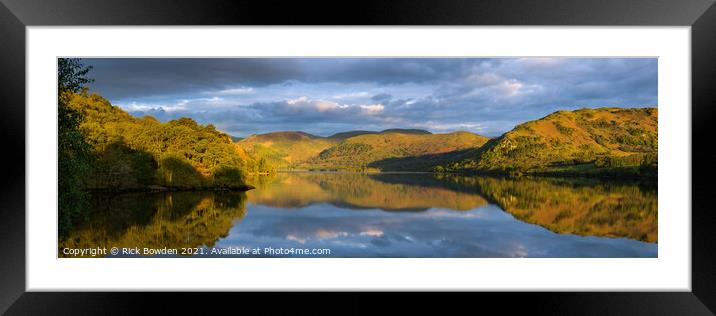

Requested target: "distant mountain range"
[
  {"left": 236, "top": 129, "right": 489, "bottom": 171},
  {"left": 236, "top": 107, "right": 657, "bottom": 178},
  {"left": 328, "top": 128, "right": 432, "bottom": 140}
]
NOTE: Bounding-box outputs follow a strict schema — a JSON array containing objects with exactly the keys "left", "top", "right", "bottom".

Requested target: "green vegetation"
[
  {"left": 319, "top": 143, "right": 374, "bottom": 158},
  {"left": 327, "top": 130, "right": 379, "bottom": 140},
  {"left": 58, "top": 59, "right": 261, "bottom": 239},
  {"left": 237, "top": 131, "right": 338, "bottom": 169},
  {"left": 234, "top": 107, "right": 657, "bottom": 178},
  {"left": 302, "top": 131, "right": 490, "bottom": 171},
  {"left": 236, "top": 129, "right": 489, "bottom": 172},
  {"left": 67, "top": 91, "right": 265, "bottom": 190},
  {"left": 58, "top": 59, "right": 95, "bottom": 237},
  {"left": 327, "top": 129, "right": 430, "bottom": 141},
  {"left": 437, "top": 108, "right": 658, "bottom": 178}
]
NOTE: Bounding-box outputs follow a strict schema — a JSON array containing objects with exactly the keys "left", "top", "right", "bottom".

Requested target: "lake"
[{"left": 60, "top": 172, "right": 657, "bottom": 258}]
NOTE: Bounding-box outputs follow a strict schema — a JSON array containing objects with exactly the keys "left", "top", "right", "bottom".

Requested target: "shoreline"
[
  {"left": 272, "top": 169, "right": 657, "bottom": 181},
  {"left": 86, "top": 184, "right": 256, "bottom": 194}
]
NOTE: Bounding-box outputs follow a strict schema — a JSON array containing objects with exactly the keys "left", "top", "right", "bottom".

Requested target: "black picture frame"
[{"left": 1, "top": 0, "right": 714, "bottom": 314}]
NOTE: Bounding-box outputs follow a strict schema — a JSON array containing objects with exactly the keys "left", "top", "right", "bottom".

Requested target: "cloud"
[
  {"left": 216, "top": 86, "right": 254, "bottom": 95},
  {"left": 499, "top": 79, "right": 524, "bottom": 96},
  {"left": 84, "top": 58, "right": 657, "bottom": 137},
  {"left": 286, "top": 97, "right": 350, "bottom": 112},
  {"left": 286, "top": 96, "right": 309, "bottom": 105},
  {"left": 215, "top": 203, "right": 656, "bottom": 257},
  {"left": 359, "top": 104, "right": 385, "bottom": 114},
  {"left": 371, "top": 93, "right": 393, "bottom": 102},
  {"left": 415, "top": 122, "right": 487, "bottom": 132}
]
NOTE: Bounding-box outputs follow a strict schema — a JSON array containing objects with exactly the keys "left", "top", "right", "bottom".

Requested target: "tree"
[{"left": 58, "top": 58, "right": 94, "bottom": 238}]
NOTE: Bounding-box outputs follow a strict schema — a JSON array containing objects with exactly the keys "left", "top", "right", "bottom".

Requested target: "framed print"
[{"left": 1, "top": 0, "right": 715, "bottom": 314}]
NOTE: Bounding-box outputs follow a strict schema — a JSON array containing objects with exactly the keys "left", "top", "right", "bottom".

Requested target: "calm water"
[{"left": 61, "top": 172, "right": 657, "bottom": 258}]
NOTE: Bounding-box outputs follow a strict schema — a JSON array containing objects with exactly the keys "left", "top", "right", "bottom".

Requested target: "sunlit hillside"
[
  {"left": 65, "top": 91, "right": 262, "bottom": 190},
  {"left": 237, "top": 129, "right": 490, "bottom": 171},
  {"left": 236, "top": 131, "right": 339, "bottom": 168},
  {"left": 442, "top": 108, "right": 657, "bottom": 177},
  {"left": 327, "top": 128, "right": 431, "bottom": 141},
  {"left": 303, "top": 131, "right": 490, "bottom": 171}
]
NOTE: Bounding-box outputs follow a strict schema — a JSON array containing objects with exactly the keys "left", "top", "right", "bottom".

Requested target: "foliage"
[
  {"left": 58, "top": 58, "right": 93, "bottom": 92},
  {"left": 438, "top": 108, "right": 658, "bottom": 178},
  {"left": 318, "top": 143, "right": 373, "bottom": 159},
  {"left": 66, "top": 91, "right": 258, "bottom": 190},
  {"left": 237, "top": 130, "right": 489, "bottom": 172},
  {"left": 237, "top": 131, "right": 337, "bottom": 169},
  {"left": 58, "top": 58, "right": 95, "bottom": 237},
  {"left": 303, "top": 131, "right": 489, "bottom": 171},
  {"left": 87, "top": 141, "right": 156, "bottom": 190}
]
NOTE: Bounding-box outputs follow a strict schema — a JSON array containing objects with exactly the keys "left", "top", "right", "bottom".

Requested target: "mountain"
[
  {"left": 328, "top": 129, "right": 431, "bottom": 141},
  {"left": 247, "top": 131, "right": 323, "bottom": 141},
  {"left": 441, "top": 107, "right": 658, "bottom": 177},
  {"left": 303, "top": 131, "right": 490, "bottom": 171},
  {"left": 236, "top": 108, "right": 657, "bottom": 175},
  {"left": 237, "top": 129, "right": 488, "bottom": 171},
  {"left": 328, "top": 130, "right": 378, "bottom": 140},
  {"left": 236, "top": 131, "right": 338, "bottom": 168},
  {"left": 380, "top": 128, "right": 431, "bottom": 135}
]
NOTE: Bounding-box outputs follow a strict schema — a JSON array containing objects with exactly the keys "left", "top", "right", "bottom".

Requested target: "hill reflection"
[
  {"left": 60, "top": 172, "right": 657, "bottom": 258},
  {"left": 247, "top": 172, "right": 657, "bottom": 242},
  {"left": 60, "top": 192, "right": 247, "bottom": 257}
]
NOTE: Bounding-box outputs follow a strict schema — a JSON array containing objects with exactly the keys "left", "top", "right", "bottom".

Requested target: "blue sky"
[{"left": 84, "top": 58, "right": 657, "bottom": 137}]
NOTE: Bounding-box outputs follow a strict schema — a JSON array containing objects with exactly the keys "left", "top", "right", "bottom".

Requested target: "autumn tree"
[{"left": 58, "top": 58, "right": 94, "bottom": 237}]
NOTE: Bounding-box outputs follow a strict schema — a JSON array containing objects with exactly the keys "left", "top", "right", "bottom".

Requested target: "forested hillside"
[
  {"left": 236, "top": 131, "right": 338, "bottom": 169},
  {"left": 437, "top": 108, "right": 658, "bottom": 177},
  {"left": 236, "top": 129, "right": 490, "bottom": 172},
  {"left": 303, "top": 131, "right": 490, "bottom": 171},
  {"left": 67, "top": 91, "right": 267, "bottom": 191}
]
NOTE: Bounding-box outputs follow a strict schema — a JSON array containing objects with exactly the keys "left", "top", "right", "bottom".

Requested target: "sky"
[{"left": 84, "top": 58, "right": 657, "bottom": 138}]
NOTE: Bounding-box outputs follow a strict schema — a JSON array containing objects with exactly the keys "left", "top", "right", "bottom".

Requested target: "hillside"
[
  {"left": 236, "top": 128, "right": 474, "bottom": 171},
  {"left": 328, "top": 129, "right": 431, "bottom": 141},
  {"left": 328, "top": 130, "right": 378, "bottom": 140},
  {"left": 232, "top": 108, "right": 657, "bottom": 175},
  {"left": 303, "top": 131, "right": 490, "bottom": 171},
  {"left": 66, "top": 91, "right": 262, "bottom": 190},
  {"left": 440, "top": 107, "right": 658, "bottom": 177},
  {"left": 236, "top": 131, "right": 338, "bottom": 168}
]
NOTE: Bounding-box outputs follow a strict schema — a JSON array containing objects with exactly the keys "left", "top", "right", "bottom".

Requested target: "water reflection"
[
  {"left": 442, "top": 175, "right": 657, "bottom": 243},
  {"left": 61, "top": 172, "right": 657, "bottom": 258},
  {"left": 248, "top": 172, "right": 488, "bottom": 211},
  {"left": 59, "top": 192, "right": 247, "bottom": 257}
]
